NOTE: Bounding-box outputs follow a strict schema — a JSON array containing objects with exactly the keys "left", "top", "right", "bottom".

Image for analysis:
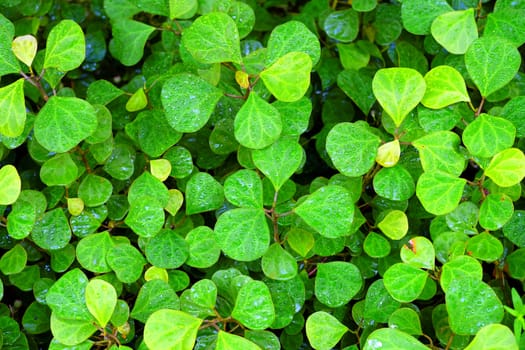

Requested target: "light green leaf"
[
  {"left": 266, "top": 21, "right": 321, "bottom": 66},
  {"left": 144, "top": 310, "right": 201, "bottom": 350},
  {"left": 401, "top": 0, "right": 453, "bottom": 35},
  {"left": 125, "top": 87, "right": 147, "bottom": 112},
  {"left": 464, "top": 324, "right": 518, "bottom": 350},
  {"left": 44, "top": 20, "right": 85, "bottom": 71},
  {"left": 466, "top": 232, "right": 504, "bottom": 262},
  {"left": 186, "top": 226, "right": 221, "bottom": 268},
  {"left": 128, "top": 171, "right": 169, "bottom": 207},
  {"left": 76, "top": 231, "right": 114, "bottom": 273},
  {"left": 232, "top": 280, "right": 275, "bottom": 330},
  {"left": 161, "top": 73, "right": 223, "bottom": 133},
  {"left": 0, "top": 19, "right": 21, "bottom": 76},
  {"left": 234, "top": 92, "right": 282, "bottom": 149},
  {"left": 78, "top": 174, "right": 113, "bottom": 207},
  {"left": 180, "top": 279, "right": 217, "bottom": 318},
  {"left": 315, "top": 261, "right": 362, "bottom": 308},
  {"left": 110, "top": 19, "right": 155, "bottom": 66},
  {"left": 34, "top": 96, "right": 97, "bottom": 153},
  {"left": 377, "top": 210, "right": 408, "bottom": 240},
  {"left": 446, "top": 278, "right": 504, "bottom": 335},
  {"left": 50, "top": 313, "right": 97, "bottom": 346},
  {"left": 0, "top": 164, "right": 21, "bottom": 205},
  {"left": 165, "top": 188, "right": 183, "bottom": 216},
  {"left": 182, "top": 12, "right": 242, "bottom": 64},
  {"left": 85, "top": 279, "right": 117, "bottom": 328},
  {"left": 7, "top": 198, "right": 36, "bottom": 239},
  {"left": 145, "top": 229, "right": 189, "bottom": 269},
  {"left": 384, "top": 263, "right": 428, "bottom": 302},
  {"left": 388, "top": 308, "right": 423, "bottom": 336},
  {"left": 46, "top": 268, "right": 92, "bottom": 321},
  {"left": 363, "top": 232, "right": 391, "bottom": 258},
  {"left": 216, "top": 331, "right": 262, "bottom": 350},
  {"left": 224, "top": 169, "right": 263, "bottom": 208},
  {"left": 185, "top": 172, "right": 224, "bottom": 215},
  {"left": 0, "top": 244, "right": 27, "bottom": 275},
  {"left": 416, "top": 171, "right": 466, "bottom": 215},
  {"left": 295, "top": 185, "right": 355, "bottom": 238},
  {"left": 463, "top": 114, "right": 516, "bottom": 158},
  {"left": 431, "top": 9, "right": 478, "bottom": 54},
  {"left": 326, "top": 122, "right": 381, "bottom": 177},
  {"left": 252, "top": 137, "right": 303, "bottom": 191},
  {"left": 32, "top": 208, "right": 72, "bottom": 250},
  {"left": 412, "top": 131, "right": 465, "bottom": 176},
  {"left": 286, "top": 228, "right": 315, "bottom": 257},
  {"left": 261, "top": 243, "right": 297, "bottom": 281},
  {"left": 485, "top": 148, "right": 525, "bottom": 187},
  {"left": 400, "top": 236, "right": 435, "bottom": 270},
  {"left": 479, "top": 194, "right": 514, "bottom": 230},
  {"left": 131, "top": 280, "right": 180, "bottom": 323},
  {"left": 306, "top": 311, "right": 348, "bottom": 350},
  {"left": 0, "top": 78, "right": 25, "bottom": 137},
  {"left": 363, "top": 328, "right": 428, "bottom": 350},
  {"left": 260, "top": 52, "right": 312, "bottom": 102},
  {"left": 484, "top": 9, "right": 525, "bottom": 47},
  {"left": 372, "top": 67, "right": 426, "bottom": 127},
  {"left": 169, "top": 0, "right": 198, "bottom": 19},
  {"left": 272, "top": 97, "right": 312, "bottom": 136},
  {"left": 107, "top": 244, "right": 146, "bottom": 283},
  {"left": 40, "top": 153, "right": 79, "bottom": 186},
  {"left": 372, "top": 165, "right": 415, "bottom": 201},
  {"left": 125, "top": 201, "right": 165, "bottom": 238},
  {"left": 421, "top": 66, "right": 470, "bottom": 108},
  {"left": 353, "top": 0, "right": 377, "bottom": 12},
  {"left": 214, "top": 208, "right": 270, "bottom": 261},
  {"left": 465, "top": 36, "right": 521, "bottom": 97},
  {"left": 440, "top": 255, "right": 482, "bottom": 294}
]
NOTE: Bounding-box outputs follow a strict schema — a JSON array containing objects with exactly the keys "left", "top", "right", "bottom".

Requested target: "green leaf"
[
  {"left": 76, "top": 231, "right": 114, "bottom": 273},
  {"left": 224, "top": 169, "right": 263, "bottom": 208},
  {"left": 272, "top": 98, "right": 311, "bottom": 137},
  {"left": 34, "top": 96, "right": 97, "bottom": 153},
  {"left": 400, "top": 236, "right": 435, "bottom": 269},
  {"left": 421, "top": 66, "right": 470, "bottom": 108},
  {"left": 214, "top": 208, "right": 270, "bottom": 261},
  {"left": 373, "top": 165, "right": 415, "bottom": 201},
  {"left": 465, "top": 36, "right": 521, "bottom": 97},
  {"left": 323, "top": 9, "right": 359, "bottom": 42},
  {"left": 234, "top": 92, "right": 282, "bottom": 149},
  {"left": 384, "top": 263, "right": 428, "bottom": 302},
  {"left": 0, "top": 78, "right": 25, "bottom": 137},
  {"left": 337, "top": 68, "right": 376, "bottom": 115},
  {"left": 479, "top": 194, "right": 514, "bottom": 230},
  {"left": 40, "top": 153, "right": 79, "bottom": 187},
  {"left": 503, "top": 211, "right": 525, "bottom": 247},
  {"left": 78, "top": 174, "right": 113, "bottom": 207},
  {"left": 501, "top": 96, "right": 525, "bottom": 137},
  {"left": 107, "top": 244, "right": 146, "bottom": 283},
  {"left": 378, "top": 210, "right": 408, "bottom": 240},
  {"left": 260, "top": 52, "right": 312, "bottom": 102},
  {"left": 252, "top": 137, "right": 303, "bottom": 191},
  {"left": 185, "top": 172, "right": 224, "bottom": 215},
  {"left": 363, "top": 232, "right": 391, "bottom": 258},
  {"left": 363, "top": 328, "right": 428, "bottom": 350},
  {"left": 144, "top": 310, "right": 201, "bottom": 350},
  {"left": 32, "top": 208, "right": 71, "bottom": 250},
  {"left": 466, "top": 324, "right": 518, "bottom": 350},
  {"left": 388, "top": 308, "right": 423, "bottom": 335},
  {"left": 216, "top": 331, "right": 262, "bottom": 350},
  {"left": 440, "top": 255, "right": 482, "bottom": 294},
  {"left": 46, "top": 268, "right": 92, "bottom": 321},
  {"left": 7, "top": 198, "right": 36, "bottom": 240},
  {"left": 182, "top": 12, "right": 242, "bottom": 64},
  {"left": 128, "top": 171, "right": 169, "bottom": 207},
  {"left": 315, "top": 261, "right": 362, "bottom": 308},
  {"left": 401, "top": 0, "right": 452, "bottom": 35},
  {"left": 0, "top": 244, "right": 27, "bottom": 275},
  {"left": 50, "top": 313, "right": 97, "bottom": 346},
  {"left": 85, "top": 279, "right": 117, "bottom": 328},
  {"left": 22, "top": 301, "right": 51, "bottom": 334},
  {"left": 286, "top": 228, "right": 315, "bottom": 257},
  {"left": 416, "top": 171, "right": 466, "bottom": 215},
  {"left": 0, "top": 164, "right": 21, "bottom": 205},
  {"left": 266, "top": 21, "right": 320, "bottom": 66},
  {"left": 0, "top": 19, "right": 21, "bottom": 76},
  {"left": 412, "top": 131, "right": 465, "bottom": 176},
  {"left": 466, "top": 232, "right": 503, "bottom": 262},
  {"left": 86, "top": 79, "right": 124, "bottom": 105},
  {"left": 485, "top": 148, "right": 525, "bottom": 187},
  {"left": 372, "top": 68, "right": 426, "bottom": 127},
  {"left": 463, "top": 114, "right": 516, "bottom": 158},
  {"left": 131, "top": 279, "right": 180, "bottom": 323},
  {"left": 353, "top": 0, "right": 377, "bottom": 12},
  {"left": 446, "top": 278, "right": 504, "bottom": 335},
  {"left": 185, "top": 226, "right": 221, "bottom": 268},
  {"left": 170, "top": 0, "right": 198, "bottom": 19},
  {"left": 125, "top": 201, "right": 165, "bottom": 238},
  {"left": 145, "top": 229, "right": 189, "bottom": 269},
  {"left": 305, "top": 311, "right": 348, "bottom": 350},
  {"left": 261, "top": 243, "right": 297, "bottom": 281},
  {"left": 110, "top": 19, "right": 155, "bottom": 66},
  {"left": 232, "top": 280, "right": 275, "bottom": 330},
  {"left": 295, "top": 185, "right": 355, "bottom": 238},
  {"left": 484, "top": 9, "right": 525, "bottom": 47},
  {"left": 180, "top": 279, "right": 217, "bottom": 318},
  {"left": 431, "top": 9, "right": 478, "bottom": 54},
  {"left": 44, "top": 20, "right": 85, "bottom": 71},
  {"left": 326, "top": 122, "right": 381, "bottom": 177},
  {"left": 245, "top": 330, "right": 280, "bottom": 350},
  {"left": 161, "top": 73, "right": 223, "bottom": 133}
]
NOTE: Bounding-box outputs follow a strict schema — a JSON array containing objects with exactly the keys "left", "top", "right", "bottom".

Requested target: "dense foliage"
[{"left": 1, "top": 0, "right": 525, "bottom": 349}]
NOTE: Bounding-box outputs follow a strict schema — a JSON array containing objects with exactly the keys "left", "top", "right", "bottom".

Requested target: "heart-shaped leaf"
[
  {"left": 431, "top": 9, "right": 478, "bottom": 54},
  {"left": 421, "top": 66, "right": 470, "bottom": 108}
]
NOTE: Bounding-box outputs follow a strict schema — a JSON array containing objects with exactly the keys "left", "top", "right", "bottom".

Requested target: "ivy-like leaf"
[
  {"left": 416, "top": 171, "right": 466, "bottom": 215},
  {"left": 44, "top": 20, "right": 85, "bottom": 71},
  {"left": 85, "top": 279, "right": 117, "bottom": 328},
  {"left": 31, "top": 208, "right": 72, "bottom": 250},
  {"left": 431, "top": 9, "right": 478, "bottom": 54},
  {"left": 0, "top": 164, "right": 21, "bottom": 205},
  {"left": 363, "top": 328, "right": 428, "bottom": 350},
  {"left": 337, "top": 68, "right": 376, "bottom": 115},
  {"left": 306, "top": 311, "right": 348, "bottom": 350},
  {"left": 384, "top": 263, "right": 428, "bottom": 303},
  {"left": 110, "top": 19, "right": 155, "bottom": 66},
  {"left": 266, "top": 21, "right": 321, "bottom": 66},
  {"left": 412, "top": 131, "right": 465, "bottom": 176},
  {"left": 315, "top": 262, "right": 362, "bottom": 308},
  {"left": 463, "top": 114, "right": 515, "bottom": 158},
  {"left": 144, "top": 310, "right": 201, "bottom": 350},
  {"left": 484, "top": 9, "right": 525, "bottom": 47},
  {"left": 464, "top": 324, "right": 518, "bottom": 350},
  {"left": 421, "top": 66, "right": 470, "bottom": 109},
  {"left": 232, "top": 280, "right": 275, "bottom": 330},
  {"left": 0, "top": 78, "right": 25, "bottom": 137},
  {"left": 485, "top": 148, "right": 525, "bottom": 187},
  {"left": 401, "top": 0, "right": 452, "bottom": 35}
]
